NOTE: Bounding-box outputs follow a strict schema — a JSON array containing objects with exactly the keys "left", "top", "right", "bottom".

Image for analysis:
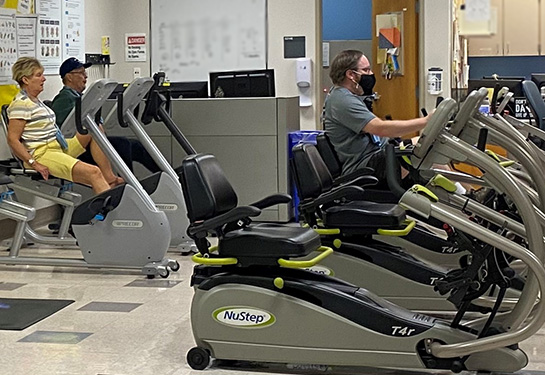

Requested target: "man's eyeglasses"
[
  {"left": 70, "top": 70, "right": 87, "bottom": 77},
  {"left": 351, "top": 68, "right": 372, "bottom": 75}
]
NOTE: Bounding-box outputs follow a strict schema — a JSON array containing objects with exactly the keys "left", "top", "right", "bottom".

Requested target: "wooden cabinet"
[
  {"left": 503, "top": 0, "right": 539, "bottom": 55},
  {"left": 467, "top": 0, "right": 503, "bottom": 56},
  {"left": 468, "top": 0, "right": 540, "bottom": 56}
]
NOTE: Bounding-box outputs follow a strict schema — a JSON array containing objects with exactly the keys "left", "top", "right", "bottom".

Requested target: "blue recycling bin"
[{"left": 288, "top": 130, "right": 323, "bottom": 222}]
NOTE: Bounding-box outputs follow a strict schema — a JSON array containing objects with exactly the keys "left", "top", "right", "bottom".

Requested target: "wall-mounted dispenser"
[{"left": 296, "top": 57, "right": 312, "bottom": 107}]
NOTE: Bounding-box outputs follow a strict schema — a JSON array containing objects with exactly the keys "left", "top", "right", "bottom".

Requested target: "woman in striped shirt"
[{"left": 6, "top": 57, "right": 121, "bottom": 194}]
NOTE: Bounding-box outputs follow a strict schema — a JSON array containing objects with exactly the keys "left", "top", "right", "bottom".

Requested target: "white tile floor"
[{"left": 1, "top": 244, "right": 545, "bottom": 375}]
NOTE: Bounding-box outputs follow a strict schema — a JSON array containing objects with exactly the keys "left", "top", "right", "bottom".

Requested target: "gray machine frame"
[
  {"left": 103, "top": 77, "right": 195, "bottom": 252},
  {"left": 0, "top": 79, "right": 178, "bottom": 277}
]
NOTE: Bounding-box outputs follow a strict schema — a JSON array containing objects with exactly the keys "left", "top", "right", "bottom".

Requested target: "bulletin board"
[
  {"left": 376, "top": 11, "right": 403, "bottom": 79},
  {"left": 150, "top": 0, "right": 267, "bottom": 82}
]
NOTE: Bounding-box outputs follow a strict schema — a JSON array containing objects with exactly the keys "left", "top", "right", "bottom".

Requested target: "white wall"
[
  {"left": 419, "top": 1, "right": 453, "bottom": 113},
  {"left": 41, "top": 0, "right": 323, "bottom": 130},
  {"left": 42, "top": 0, "right": 149, "bottom": 99},
  {"left": 101, "top": 0, "right": 151, "bottom": 83},
  {"left": 267, "top": 0, "right": 322, "bottom": 130}
]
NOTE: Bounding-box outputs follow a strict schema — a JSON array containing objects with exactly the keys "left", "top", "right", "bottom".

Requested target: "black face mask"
[{"left": 358, "top": 73, "right": 376, "bottom": 95}]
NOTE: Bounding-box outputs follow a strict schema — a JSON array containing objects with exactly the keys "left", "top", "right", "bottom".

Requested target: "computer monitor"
[
  {"left": 467, "top": 78, "right": 524, "bottom": 98},
  {"left": 531, "top": 73, "right": 545, "bottom": 90},
  {"left": 467, "top": 77, "right": 527, "bottom": 118},
  {"left": 108, "top": 80, "right": 208, "bottom": 100},
  {"left": 209, "top": 69, "right": 275, "bottom": 98},
  {"left": 160, "top": 81, "right": 208, "bottom": 99}
]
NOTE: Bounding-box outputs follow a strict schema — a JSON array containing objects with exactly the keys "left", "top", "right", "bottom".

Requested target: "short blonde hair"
[{"left": 12, "top": 57, "right": 43, "bottom": 86}]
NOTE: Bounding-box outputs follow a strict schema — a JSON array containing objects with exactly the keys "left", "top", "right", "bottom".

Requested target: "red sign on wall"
[{"left": 125, "top": 33, "right": 147, "bottom": 62}]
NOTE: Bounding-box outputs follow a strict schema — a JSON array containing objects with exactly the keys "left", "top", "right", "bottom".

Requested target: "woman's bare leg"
[
  {"left": 71, "top": 161, "right": 110, "bottom": 194},
  {"left": 75, "top": 133, "right": 123, "bottom": 186}
]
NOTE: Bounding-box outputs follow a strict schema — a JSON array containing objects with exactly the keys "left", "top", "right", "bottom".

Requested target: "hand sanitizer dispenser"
[
  {"left": 427, "top": 67, "right": 443, "bottom": 95},
  {"left": 296, "top": 58, "right": 312, "bottom": 107}
]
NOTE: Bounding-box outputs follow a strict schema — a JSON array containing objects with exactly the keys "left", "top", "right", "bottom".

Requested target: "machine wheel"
[
  {"left": 146, "top": 274, "right": 156, "bottom": 279},
  {"left": 169, "top": 260, "right": 180, "bottom": 272},
  {"left": 187, "top": 347, "right": 211, "bottom": 370},
  {"left": 158, "top": 269, "right": 170, "bottom": 278}
]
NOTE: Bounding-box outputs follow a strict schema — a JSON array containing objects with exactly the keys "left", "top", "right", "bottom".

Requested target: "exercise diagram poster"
[
  {"left": 37, "top": 0, "right": 62, "bottom": 74},
  {"left": 62, "top": 0, "right": 84, "bottom": 61},
  {"left": 0, "top": 8, "right": 17, "bottom": 84}
]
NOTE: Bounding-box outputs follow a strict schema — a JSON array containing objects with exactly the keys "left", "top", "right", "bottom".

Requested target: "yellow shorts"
[{"left": 30, "top": 137, "right": 86, "bottom": 181}]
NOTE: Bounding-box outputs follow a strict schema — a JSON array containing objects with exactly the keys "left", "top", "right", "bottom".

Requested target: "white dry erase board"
[{"left": 150, "top": 0, "right": 267, "bottom": 82}]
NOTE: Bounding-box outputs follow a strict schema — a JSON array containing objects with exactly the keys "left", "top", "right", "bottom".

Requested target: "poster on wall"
[
  {"left": 0, "top": 8, "right": 17, "bottom": 84},
  {"left": 16, "top": 15, "right": 37, "bottom": 58},
  {"left": 61, "top": 0, "right": 84, "bottom": 61},
  {"left": 125, "top": 33, "right": 147, "bottom": 62},
  {"left": 37, "top": 0, "right": 62, "bottom": 74}
]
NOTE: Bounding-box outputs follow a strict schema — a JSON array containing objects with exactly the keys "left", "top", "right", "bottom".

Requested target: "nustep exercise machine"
[
  {"left": 181, "top": 150, "right": 545, "bottom": 373},
  {"left": 314, "top": 132, "right": 468, "bottom": 269},
  {"left": 291, "top": 140, "right": 522, "bottom": 314}
]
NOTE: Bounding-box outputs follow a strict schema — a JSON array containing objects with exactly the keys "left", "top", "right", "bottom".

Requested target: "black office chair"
[{"left": 522, "top": 80, "right": 545, "bottom": 130}]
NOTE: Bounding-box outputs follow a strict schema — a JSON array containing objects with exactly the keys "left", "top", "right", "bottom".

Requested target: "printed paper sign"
[{"left": 125, "top": 33, "right": 147, "bottom": 62}]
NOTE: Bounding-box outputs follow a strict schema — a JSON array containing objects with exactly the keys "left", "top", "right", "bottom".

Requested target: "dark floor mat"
[{"left": 0, "top": 298, "right": 74, "bottom": 330}]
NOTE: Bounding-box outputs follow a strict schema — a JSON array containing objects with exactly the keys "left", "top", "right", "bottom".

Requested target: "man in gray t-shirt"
[
  {"left": 324, "top": 50, "right": 428, "bottom": 181},
  {"left": 324, "top": 86, "right": 384, "bottom": 174}
]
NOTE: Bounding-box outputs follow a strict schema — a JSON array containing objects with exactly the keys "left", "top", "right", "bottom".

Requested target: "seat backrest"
[
  {"left": 178, "top": 153, "right": 238, "bottom": 222},
  {"left": 315, "top": 132, "right": 342, "bottom": 179},
  {"left": 1, "top": 104, "right": 25, "bottom": 169},
  {"left": 1, "top": 104, "right": 9, "bottom": 137},
  {"left": 522, "top": 80, "right": 545, "bottom": 130},
  {"left": 291, "top": 143, "right": 334, "bottom": 201}
]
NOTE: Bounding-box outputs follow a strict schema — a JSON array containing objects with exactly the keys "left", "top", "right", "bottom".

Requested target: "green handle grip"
[
  {"left": 278, "top": 246, "right": 333, "bottom": 268},
  {"left": 192, "top": 252, "right": 237, "bottom": 265},
  {"left": 377, "top": 219, "right": 416, "bottom": 237}
]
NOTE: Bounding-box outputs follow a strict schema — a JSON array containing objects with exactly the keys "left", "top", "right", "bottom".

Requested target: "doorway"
[{"left": 372, "top": 0, "right": 420, "bottom": 121}]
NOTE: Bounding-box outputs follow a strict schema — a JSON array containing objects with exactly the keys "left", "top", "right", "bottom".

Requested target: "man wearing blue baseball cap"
[
  {"left": 51, "top": 57, "right": 159, "bottom": 174},
  {"left": 51, "top": 57, "right": 92, "bottom": 132}
]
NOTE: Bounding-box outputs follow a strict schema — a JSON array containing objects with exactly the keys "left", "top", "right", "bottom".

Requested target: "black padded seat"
[
  {"left": 1, "top": 104, "right": 9, "bottom": 129},
  {"left": 180, "top": 153, "right": 322, "bottom": 261},
  {"left": 220, "top": 223, "right": 321, "bottom": 258},
  {"left": 291, "top": 142, "right": 406, "bottom": 230},
  {"left": 522, "top": 80, "right": 545, "bottom": 130},
  {"left": 323, "top": 201, "right": 406, "bottom": 229},
  {"left": 0, "top": 172, "right": 12, "bottom": 185},
  {"left": 315, "top": 132, "right": 343, "bottom": 179}
]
